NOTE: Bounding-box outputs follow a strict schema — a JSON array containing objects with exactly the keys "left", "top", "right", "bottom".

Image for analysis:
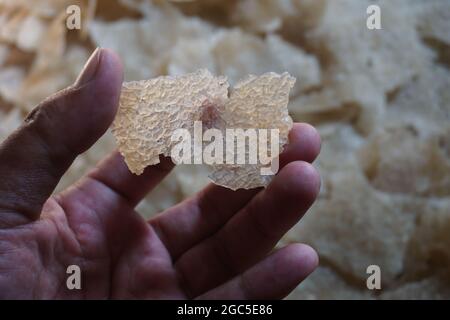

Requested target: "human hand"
[{"left": 0, "top": 49, "right": 321, "bottom": 299}]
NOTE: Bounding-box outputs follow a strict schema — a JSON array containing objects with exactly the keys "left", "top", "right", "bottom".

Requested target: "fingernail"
[{"left": 74, "top": 47, "right": 102, "bottom": 86}]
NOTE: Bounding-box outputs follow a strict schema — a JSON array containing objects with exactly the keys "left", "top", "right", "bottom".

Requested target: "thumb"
[{"left": 0, "top": 48, "right": 123, "bottom": 227}]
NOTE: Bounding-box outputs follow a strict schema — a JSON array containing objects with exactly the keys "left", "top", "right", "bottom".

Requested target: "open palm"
[{"left": 0, "top": 49, "right": 320, "bottom": 299}]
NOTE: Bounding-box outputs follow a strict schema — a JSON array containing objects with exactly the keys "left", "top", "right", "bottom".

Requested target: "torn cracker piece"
[
  {"left": 208, "top": 72, "right": 294, "bottom": 190},
  {"left": 112, "top": 69, "right": 294, "bottom": 190},
  {"left": 112, "top": 69, "right": 229, "bottom": 175}
]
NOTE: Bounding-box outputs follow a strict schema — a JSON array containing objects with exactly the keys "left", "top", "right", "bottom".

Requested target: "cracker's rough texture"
[
  {"left": 112, "top": 69, "right": 228, "bottom": 175},
  {"left": 113, "top": 69, "right": 294, "bottom": 190},
  {"left": 209, "top": 72, "right": 294, "bottom": 189}
]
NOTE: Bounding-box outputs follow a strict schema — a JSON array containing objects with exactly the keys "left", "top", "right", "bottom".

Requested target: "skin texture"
[{"left": 0, "top": 49, "right": 321, "bottom": 299}]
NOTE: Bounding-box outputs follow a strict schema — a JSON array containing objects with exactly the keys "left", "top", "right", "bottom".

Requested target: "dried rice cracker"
[
  {"left": 289, "top": 76, "right": 384, "bottom": 135},
  {"left": 112, "top": 69, "right": 294, "bottom": 190},
  {"left": 17, "top": 45, "right": 89, "bottom": 111},
  {"left": 402, "top": 198, "right": 450, "bottom": 280},
  {"left": 212, "top": 31, "right": 320, "bottom": 96},
  {"left": 0, "top": 66, "right": 25, "bottom": 104},
  {"left": 0, "top": 108, "right": 23, "bottom": 142},
  {"left": 89, "top": 5, "right": 214, "bottom": 80},
  {"left": 380, "top": 274, "right": 450, "bottom": 300},
  {"left": 231, "top": 0, "right": 296, "bottom": 33},
  {"left": 312, "top": 0, "right": 431, "bottom": 92},
  {"left": 90, "top": 11, "right": 320, "bottom": 97},
  {"left": 0, "top": 44, "right": 9, "bottom": 66},
  {"left": 168, "top": 29, "right": 321, "bottom": 97},
  {"left": 12, "top": 12, "right": 47, "bottom": 52},
  {"left": 358, "top": 126, "right": 450, "bottom": 197},
  {"left": 385, "top": 65, "right": 450, "bottom": 134},
  {"left": 290, "top": 0, "right": 433, "bottom": 134},
  {"left": 315, "top": 123, "right": 364, "bottom": 174},
  {"left": 0, "top": 0, "right": 82, "bottom": 18},
  {"left": 287, "top": 169, "right": 416, "bottom": 283},
  {"left": 0, "top": 0, "right": 86, "bottom": 51},
  {"left": 413, "top": 0, "right": 450, "bottom": 45}
]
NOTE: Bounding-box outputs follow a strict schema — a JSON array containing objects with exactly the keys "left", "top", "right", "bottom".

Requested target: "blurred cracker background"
[{"left": 0, "top": 0, "right": 449, "bottom": 299}]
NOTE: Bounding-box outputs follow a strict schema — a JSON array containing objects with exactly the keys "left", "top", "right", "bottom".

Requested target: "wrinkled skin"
[{"left": 0, "top": 49, "right": 321, "bottom": 299}]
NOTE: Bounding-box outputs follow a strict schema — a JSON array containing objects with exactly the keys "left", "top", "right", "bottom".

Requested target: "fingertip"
[
  {"left": 290, "top": 123, "right": 321, "bottom": 160},
  {"left": 91, "top": 48, "right": 124, "bottom": 107},
  {"left": 283, "top": 123, "right": 321, "bottom": 164},
  {"left": 253, "top": 161, "right": 319, "bottom": 234},
  {"left": 272, "top": 161, "right": 321, "bottom": 205},
  {"left": 65, "top": 48, "right": 124, "bottom": 151},
  {"left": 284, "top": 243, "right": 319, "bottom": 276},
  {"left": 97, "top": 48, "right": 124, "bottom": 83},
  {"left": 25, "top": 48, "right": 125, "bottom": 157},
  {"left": 261, "top": 243, "right": 318, "bottom": 299},
  {"left": 196, "top": 243, "right": 318, "bottom": 300}
]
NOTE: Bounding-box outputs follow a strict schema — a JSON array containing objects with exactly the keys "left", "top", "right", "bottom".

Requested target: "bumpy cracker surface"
[
  {"left": 112, "top": 69, "right": 294, "bottom": 190},
  {"left": 112, "top": 69, "right": 228, "bottom": 174}
]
